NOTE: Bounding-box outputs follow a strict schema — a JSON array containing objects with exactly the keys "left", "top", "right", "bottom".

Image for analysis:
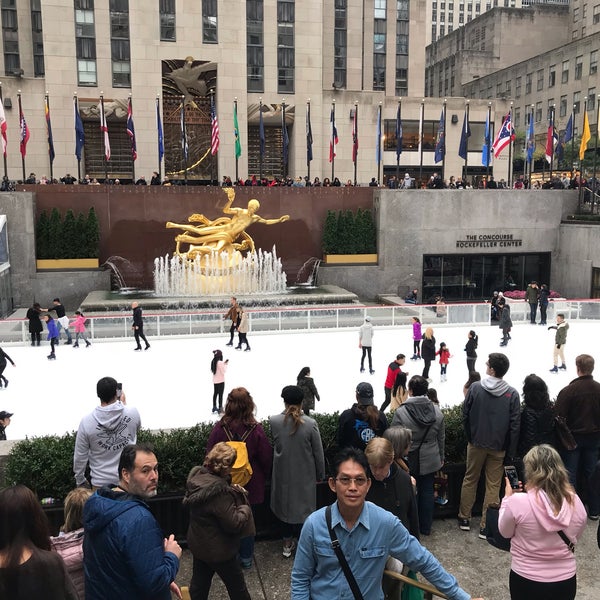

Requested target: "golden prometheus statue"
[{"left": 166, "top": 188, "right": 290, "bottom": 260}]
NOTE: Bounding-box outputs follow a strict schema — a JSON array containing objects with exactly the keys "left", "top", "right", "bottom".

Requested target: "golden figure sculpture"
[{"left": 166, "top": 188, "right": 290, "bottom": 260}]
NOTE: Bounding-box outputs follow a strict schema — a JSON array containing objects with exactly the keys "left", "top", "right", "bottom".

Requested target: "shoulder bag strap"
[
  {"left": 222, "top": 425, "right": 234, "bottom": 441},
  {"left": 325, "top": 505, "right": 365, "bottom": 600},
  {"left": 417, "top": 423, "right": 433, "bottom": 451},
  {"left": 240, "top": 423, "right": 257, "bottom": 442},
  {"left": 557, "top": 530, "right": 575, "bottom": 553}
]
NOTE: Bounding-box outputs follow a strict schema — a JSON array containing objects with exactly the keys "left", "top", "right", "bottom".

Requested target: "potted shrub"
[{"left": 322, "top": 208, "right": 378, "bottom": 264}]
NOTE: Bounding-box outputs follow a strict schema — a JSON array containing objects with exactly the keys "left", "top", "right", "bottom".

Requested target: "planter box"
[
  {"left": 36, "top": 259, "right": 99, "bottom": 270},
  {"left": 323, "top": 253, "right": 378, "bottom": 265}
]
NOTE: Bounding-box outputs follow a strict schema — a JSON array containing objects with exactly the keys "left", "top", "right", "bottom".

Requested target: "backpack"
[{"left": 223, "top": 424, "right": 256, "bottom": 486}]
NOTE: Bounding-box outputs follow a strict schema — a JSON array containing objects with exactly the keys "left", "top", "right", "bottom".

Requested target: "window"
[
  {"left": 591, "top": 50, "right": 598, "bottom": 75},
  {"left": 110, "top": 0, "right": 130, "bottom": 87},
  {"left": 75, "top": 0, "right": 96, "bottom": 85},
  {"left": 561, "top": 60, "right": 569, "bottom": 84},
  {"left": 31, "top": 0, "right": 44, "bottom": 76},
  {"left": 159, "top": 0, "right": 175, "bottom": 41},
  {"left": 277, "top": 0, "right": 294, "bottom": 93},
  {"left": 535, "top": 101, "right": 542, "bottom": 123},
  {"left": 588, "top": 90, "right": 596, "bottom": 111},
  {"left": 514, "top": 107, "right": 520, "bottom": 128},
  {"left": 395, "top": 0, "right": 409, "bottom": 95},
  {"left": 496, "top": 82, "right": 502, "bottom": 96},
  {"left": 525, "top": 73, "right": 532, "bottom": 95},
  {"left": 515, "top": 76, "right": 521, "bottom": 97},
  {"left": 536, "top": 69, "right": 543, "bottom": 92},
  {"left": 573, "top": 91, "right": 581, "bottom": 115},
  {"left": 573, "top": 6, "right": 580, "bottom": 21},
  {"left": 548, "top": 64, "right": 555, "bottom": 88},
  {"left": 505, "top": 80, "right": 511, "bottom": 96},
  {"left": 559, "top": 95, "right": 567, "bottom": 117},
  {"left": 202, "top": 0, "right": 217, "bottom": 43},
  {"left": 575, "top": 55, "right": 583, "bottom": 80},
  {"left": 547, "top": 99, "right": 554, "bottom": 120},
  {"left": 594, "top": 3, "right": 600, "bottom": 24},
  {"left": 2, "top": 0, "right": 19, "bottom": 76},
  {"left": 373, "top": 0, "right": 386, "bottom": 90},
  {"left": 375, "top": 0, "right": 386, "bottom": 18}
]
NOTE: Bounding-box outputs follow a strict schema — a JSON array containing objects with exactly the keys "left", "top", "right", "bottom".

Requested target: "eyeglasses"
[{"left": 335, "top": 476, "right": 369, "bottom": 487}]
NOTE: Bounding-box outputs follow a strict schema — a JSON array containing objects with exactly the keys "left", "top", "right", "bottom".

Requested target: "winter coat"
[
  {"left": 337, "top": 405, "right": 388, "bottom": 451},
  {"left": 269, "top": 411, "right": 325, "bottom": 524},
  {"left": 359, "top": 322, "right": 374, "bottom": 346},
  {"left": 412, "top": 321, "right": 422, "bottom": 341},
  {"left": 212, "top": 359, "right": 227, "bottom": 385},
  {"left": 366, "top": 461, "right": 420, "bottom": 538},
  {"left": 538, "top": 287, "right": 550, "bottom": 306},
  {"left": 0, "top": 347, "right": 14, "bottom": 366},
  {"left": 206, "top": 420, "right": 273, "bottom": 504},
  {"left": 391, "top": 395, "right": 445, "bottom": 475},
  {"left": 26, "top": 307, "right": 43, "bottom": 334},
  {"left": 385, "top": 362, "right": 401, "bottom": 389},
  {"left": 46, "top": 318, "right": 59, "bottom": 340},
  {"left": 518, "top": 405, "right": 557, "bottom": 457},
  {"left": 421, "top": 335, "right": 436, "bottom": 361},
  {"left": 132, "top": 306, "right": 144, "bottom": 328},
  {"left": 465, "top": 338, "right": 477, "bottom": 359},
  {"left": 553, "top": 321, "right": 569, "bottom": 346},
  {"left": 83, "top": 489, "right": 179, "bottom": 600},
  {"left": 70, "top": 314, "right": 87, "bottom": 333},
  {"left": 297, "top": 375, "right": 320, "bottom": 412},
  {"left": 184, "top": 466, "right": 254, "bottom": 563},
  {"left": 499, "top": 488, "right": 587, "bottom": 583},
  {"left": 237, "top": 311, "right": 249, "bottom": 334},
  {"left": 499, "top": 305, "right": 513, "bottom": 330},
  {"left": 555, "top": 374, "right": 600, "bottom": 435},
  {"left": 436, "top": 348, "right": 450, "bottom": 365},
  {"left": 525, "top": 285, "right": 539, "bottom": 304},
  {"left": 50, "top": 528, "right": 85, "bottom": 598}
]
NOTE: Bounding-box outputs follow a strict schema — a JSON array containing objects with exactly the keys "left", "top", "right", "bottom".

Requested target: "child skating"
[
  {"left": 411, "top": 317, "right": 422, "bottom": 360},
  {"left": 211, "top": 349, "right": 228, "bottom": 414},
  {"left": 71, "top": 311, "right": 91, "bottom": 348},
  {"left": 436, "top": 342, "right": 451, "bottom": 382},
  {"left": 43, "top": 314, "right": 59, "bottom": 360}
]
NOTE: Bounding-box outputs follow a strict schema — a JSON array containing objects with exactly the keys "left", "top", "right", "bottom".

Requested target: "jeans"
[
  {"left": 56, "top": 319, "right": 72, "bottom": 342},
  {"left": 440, "top": 364, "right": 447, "bottom": 375},
  {"left": 561, "top": 433, "right": 600, "bottom": 514},
  {"left": 361, "top": 346, "right": 372, "bottom": 371},
  {"left": 539, "top": 303, "right": 548, "bottom": 324},
  {"left": 190, "top": 556, "right": 251, "bottom": 600},
  {"left": 459, "top": 443, "right": 505, "bottom": 529},
  {"left": 529, "top": 303, "right": 537, "bottom": 324},
  {"left": 416, "top": 472, "right": 435, "bottom": 535},
  {"left": 509, "top": 570, "right": 576, "bottom": 600}
]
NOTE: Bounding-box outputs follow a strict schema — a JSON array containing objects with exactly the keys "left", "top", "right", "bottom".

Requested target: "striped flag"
[
  {"left": 329, "top": 106, "right": 338, "bottom": 163},
  {"left": 19, "top": 101, "right": 30, "bottom": 158},
  {"left": 180, "top": 103, "right": 188, "bottom": 160},
  {"left": 210, "top": 96, "right": 219, "bottom": 155},
  {"left": 100, "top": 97, "right": 110, "bottom": 161},
  {"left": 126, "top": 97, "right": 137, "bottom": 161},
  {"left": 492, "top": 112, "right": 514, "bottom": 158},
  {"left": 45, "top": 96, "right": 55, "bottom": 164},
  {"left": 0, "top": 97, "right": 6, "bottom": 157}
]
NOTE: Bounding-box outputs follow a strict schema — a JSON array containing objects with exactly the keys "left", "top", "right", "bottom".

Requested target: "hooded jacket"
[
  {"left": 73, "top": 402, "right": 141, "bottom": 487},
  {"left": 184, "top": 466, "right": 254, "bottom": 563},
  {"left": 498, "top": 489, "right": 587, "bottom": 582},
  {"left": 83, "top": 488, "right": 179, "bottom": 600},
  {"left": 463, "top": 377, "right": 521, "bottom": 457},
  {"left": 359, "top": 321, "right": 374, "bottom": 346},
  {"left": 391, "top": 395, "right": 445, "bottom": 475},
  {"left": 50, "top": 529, "right": 86, "bottom": 598}
]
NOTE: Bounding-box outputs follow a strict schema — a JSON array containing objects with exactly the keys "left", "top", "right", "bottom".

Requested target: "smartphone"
[
  {"left": 504, "top": 466, "right": 520, "bottom": 490},
  {"left": 116, "top": 382, "right": 123, "bottom": 399}
]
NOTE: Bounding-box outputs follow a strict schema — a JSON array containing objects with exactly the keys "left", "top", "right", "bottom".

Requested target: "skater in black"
[
  {"left": 498, "top": 300, "right": 512, "bottom": 346},
  {"left": 235, "top": 307, "right": 251, "bottom": 351},
  {"left": 26, "top": 303, "right": 43, "bottom": 346},
  {"left": 465, "top": 330, "right": 478, "bottom": 374},
  {"left": 0, "top": 347, "right": 15, "bottom": 388},
  {"left": 223, "top": 296, "right": 241, "bottom": 347},
  {"left": 132, "top": 301, "right": 150, "bottom": 351},
  {"left": 421, "top": 327, "right": 436, "bottom": 381}
]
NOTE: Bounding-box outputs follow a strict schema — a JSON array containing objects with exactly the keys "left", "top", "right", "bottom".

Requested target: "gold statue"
[{"left": 166, "top": 188, "right": 290, "bottom": 260}]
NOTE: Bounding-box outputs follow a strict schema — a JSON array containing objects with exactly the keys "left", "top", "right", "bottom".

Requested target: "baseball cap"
[
  {"left": 0, "top": 411, "right": 13, "bottom": 420},
  {"left": 356, "top": 382, "right": 374, "bottom": 406}
]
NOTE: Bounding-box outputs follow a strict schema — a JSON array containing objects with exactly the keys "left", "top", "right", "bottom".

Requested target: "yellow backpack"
[{"left": 223, "top": 424, "right": 256, "bottom": 486}]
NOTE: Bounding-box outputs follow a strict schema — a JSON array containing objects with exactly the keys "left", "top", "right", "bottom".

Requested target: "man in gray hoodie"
[
  {"left": 458, "top": 353, "right": 520, "bottom": 539},
  {"left": 73, "top": 376, "right": 141, "bottom": 488}
]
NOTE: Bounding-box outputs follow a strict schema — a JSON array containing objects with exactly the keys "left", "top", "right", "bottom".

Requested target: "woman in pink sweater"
[
  {"left": 498, "top": 444, "right": 587, "bottom": 600},
  {"left": 70, "top": 311, "right": 91, "bottom": 348},
  {"left": 211, "top": 349, "right": 228, "bottom": 414}
]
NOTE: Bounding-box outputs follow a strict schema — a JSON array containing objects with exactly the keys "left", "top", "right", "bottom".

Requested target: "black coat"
[
  {"left": 421, "top": 336, "right": 436, "bottom": 361},
  {"left": 517, "top": 405, "right": 556, "bottom": 457},
  {"left": 26, "top": 307, "right": 43, "bottom": 333}
]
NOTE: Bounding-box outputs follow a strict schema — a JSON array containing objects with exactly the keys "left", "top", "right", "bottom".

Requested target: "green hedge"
[{"left": 3, "top": 407, "right": 466, "bottom": 499}]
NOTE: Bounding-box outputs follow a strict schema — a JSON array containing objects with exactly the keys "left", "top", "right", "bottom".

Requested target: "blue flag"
[
  {"left": 458, "top": 110, "right": 471, "bottom": 160},
  {"left": 74, "top": 98, "right": 85, "bottom": 161},
  {"left": 482, "top": 111, "right": 491, "bottom": 167},
  {"left": 563, "top": 114, "right": 573, "bottom": 144},
  {"left": 306, "top": 103, "right": 313, "bottom": 163},
  {"left": 555, "top": 128, "right": 564, "bottom": 162},
  {"left": 395, "top": 104, "right": 402, "bottom": 161},
  {"left": 526, "top": 112, "right": 534, "bottom": 164},
  {"left": 375, "top": 106, "right": 381, "bottom": 165},
  {"left": 434, "top": 108, "right": 445, "bottom": 163},
  {"left": 259, "top": 106, "right": 265, "bottom": 158},
  {"left": 156, "top": 98, "right": 164, "bottom": 162}
]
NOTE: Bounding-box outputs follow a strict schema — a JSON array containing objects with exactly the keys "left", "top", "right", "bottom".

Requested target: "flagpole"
[
  {"left": 508, "top": 103, "right": 514, "bottom": 187},
  {"left": 419, "top": 99, "right": 424, "bottom": 185},
  {"left": 100, "top": 93, "right": 108, "bottom": 182},
  {"left": 259, "top": 98, "right": 264, "bottom": 182},
  {"left": 17, "top": 91, "right": 26, "bottom": 183},
  {"left": 353, "top": 101, "right": 358, "bottom": 187},
  {"left": 593, "top": 97, "right": 600, "bottom": 188},
  {"left": 0, "top": 83, "right": 6, "bottom": 180},
  {"left": 396, "top": 99, "right": 401, "bottom": 183},
  {"left": 306, "top": 99, "right": 311, "bottom": 183},
  {"left": 282, "top": 99, "right": 287, "bottom": 180},
  {"left": 234, "top": 98, "right": 239, "bottom": 183},
  {"left": 570, "top": 106, "right": 575, "bottom": 177},
  {"left": 442, "top": 99, "right": 447, "bottom": 182},
  {"left": 156, "top": 95, "right": 162, "bottom": 181},
  {"left": 129, "top": 94, "right": 135, "bottom": 183},
  {"left": 74, "top": 94, "right": 81, "bottom": 181},
  {"left": 44, "top": 93, "right": 53, "bottom": 182},
  {"left": 181, "top": 95, "right": 188, "bottom": 185},
  {"left": 377, "top": 103, "right": 382, "bottom": 185},
  {"left": 331, "top": 100, "right": 335, "bottom": 182},
  {"left": 464, "top": 100, "right": 469, "bottom": 179}
]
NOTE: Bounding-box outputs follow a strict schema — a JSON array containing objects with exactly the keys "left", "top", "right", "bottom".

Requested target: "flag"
[
  {"left": 306, "top": 103, "right": 312, "bottom": 163},
  {"left": 233, "top": 103, "right": 242, "bottom": 159},
  {"left": 0, "top": 97, "right": 6, "bottom": 157},
  {"left": 100, "top": 98, "right": 110, "bottom": 161},
  {"left": 580, "top": 110, "right": 591, "bottom": 160},
  {"left": 434, "top": 108, "right": 445, "bottom": 163},
  {"left": 126, "top": 97, "right": 137, "bottom": 161},
  {"left": 395, "top": 104, "right": 402, "bottom": 161},
  {"left": 180, "top": 103, "right": 189, "bottom": 159},
  {"left": 375, "top": 105, "right": 381, "bottom": 165},
  {"left": 458, "top": 110, "right": 471, "bottom": 160},
  {"left": 526, "top": 112, "right": 535, "bottom": 164},
  {"left": 74, "top": 98, "right": 85, "bottom": 161},
  {"left": 563, "top": 114, "right": 573, "bottom": 144},
  {"left": 259, "top": 105, "right": 266, "bottom": 158},
  {"left": 482, "top": 111, "right": 491, "bottom": 166},
  {"left": 492, "top": 113, "right": 514, "bottom": 158},
  {"left": 45, "top": 97, "right": 55, "bottom": 164},
  {"left": 329, "top": 106, "right": 338, "bottom": 163},
  {"left": 352, "top": 106, "right": 358, "bottom": 163},
  {"left": 555, "top": 128, "right": 564, "bottom": 162},
  {"left": 19, "top": 102, "right": 30, "bottom": 159},
  {"left": 282, "top": 109, "right": 289, "bottom": 166},
  {"left": 545, "top": 111, "right": 555, "bottom": 164},
  {"left": 418, "top": 103, "right": 423, "bottom": 156},
  {"left": 156, "top": 98, "right": 164, "bottom": 162},
  {"left": 210, "top": 98, "right": 218, "bottom": 156}
]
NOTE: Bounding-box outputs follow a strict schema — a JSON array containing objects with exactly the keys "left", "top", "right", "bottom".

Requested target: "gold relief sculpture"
[{"left": 166, "top": 188, "right": 290, "bottom": 260}]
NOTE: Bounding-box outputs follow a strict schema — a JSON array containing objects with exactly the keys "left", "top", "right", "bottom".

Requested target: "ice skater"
[
  {"left": 359, "top": 316, "right": 374, "bottom": 374},
  {"left": 71, "top": 311, "right": 91, "bottom": 348},
  {"left": 436, "top": 342, "right": 451, "bottom": 382},
  {"left": 549, "top": 313, "right": 569, "bottom": 373},
  {"left": 211, "top": 349, "right": 228, "bottom": 414},
  {"left": 235, "top": 306, "right": 251, "bottom": 351},
  {"left": 465, "top": 330, "right": 478, "bottom": 374},
  {"left": 51, "top": 298, "right": 73, "bottom": 345},
  {"left": 498, "top": 300, "right": 512, "bottom": 346},
  {"left": 0, "top": 346, "right": 15, "bottom": 388},
  {"left": 411, "top": 317, "right": 422, "bottom": 360},
  {"left": 223, "top": 296, "right": 240, "bottom": 347},
  {"left": 421, "top": 327, "right": 436, "bottom": 381},
  {"left": 132, "top": 301, "right": 150, "bottom": 351},
  {"left": 43, "top": 314, "right": 59, "bottom": 360},
  {"left": 26, "top": 302, "right": 43, "bottom": 346}
]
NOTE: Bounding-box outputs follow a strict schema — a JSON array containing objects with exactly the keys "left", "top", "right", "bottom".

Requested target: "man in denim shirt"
[{"left": 291, "top": 447, "right": 482, "bottom": 600}]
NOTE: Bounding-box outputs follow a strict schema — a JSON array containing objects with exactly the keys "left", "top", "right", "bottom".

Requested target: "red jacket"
[
  {"left": 436, "top": 348, "right": 451, "bottom": 365},
  {"left": 385, "top": 362, "right": 401, "bottom": 389}
]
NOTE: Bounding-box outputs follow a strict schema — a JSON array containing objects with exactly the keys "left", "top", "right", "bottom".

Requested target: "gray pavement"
[{"left": 175, "top": 516, "right": 599, "bottom": 599}]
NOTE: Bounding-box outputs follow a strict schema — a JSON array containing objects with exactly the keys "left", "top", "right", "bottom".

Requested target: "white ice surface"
[{"left": 1, "top": 319, "right": 595, "bottom": 440}]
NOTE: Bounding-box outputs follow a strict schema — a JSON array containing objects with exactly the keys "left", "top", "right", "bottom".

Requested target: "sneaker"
[
  {"left": 458, "top": 518, "right": 470, "bottom": 531},
  {"left": 549, "top": 366, "right": 558, "bottom": 373},
  {"left": 434, "top": 496, "right": 448, "bottom": 506},
  {"left": 478, "top": 527, "right": 487, "bottom": 540},
  {"left": 559, "top": 364, "right": 567, "bottom": 370},
  {"left": 240, "top": 557, "right": 253, "bottom": 569},
  {"left": 589, "top": 514, "right": 600, "bottom": 521},
  {"left": 282, "top": 540, "right": 296, "bottom": 558}
]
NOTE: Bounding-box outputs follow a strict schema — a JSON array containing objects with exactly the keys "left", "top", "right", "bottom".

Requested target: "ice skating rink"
[{"left": 1, "top": 319, "right": 595, "bottom": 440}]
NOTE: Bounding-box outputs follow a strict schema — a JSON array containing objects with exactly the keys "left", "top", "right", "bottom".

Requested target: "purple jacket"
[
  {"left": 207, "top": 420, "right": 273, "bottom": 505},
  {"left": 412, "top": 321, "right": 422, "bottom": 341},
  {"left": 46, "top": 318, "right": 59, "bottom": 340}
]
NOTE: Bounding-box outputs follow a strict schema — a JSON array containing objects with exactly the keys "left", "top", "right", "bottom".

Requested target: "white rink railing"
[{"left": 2, "top": 299, "right": 598, "bottom": 345}]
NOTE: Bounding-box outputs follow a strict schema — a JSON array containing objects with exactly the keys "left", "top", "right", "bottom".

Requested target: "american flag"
[
  {"left": 210, "top": 97, "right": 219, "bottom": 156},
  {"left": 126, "top": 97, "right": 137, "bottom": 161},
  {"left": 19, "top": 102, "right": 30, "bottom": 158},
  {"left": 329, "top": 106, "right": 338, "bottom": 163},
  {"left": 100, "top": 97, "right": 110, "bottom": 161}
]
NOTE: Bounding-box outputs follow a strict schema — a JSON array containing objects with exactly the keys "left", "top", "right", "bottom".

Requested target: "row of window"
[{"left": 2, "top": 0, "right": 45, "bottom": 77}]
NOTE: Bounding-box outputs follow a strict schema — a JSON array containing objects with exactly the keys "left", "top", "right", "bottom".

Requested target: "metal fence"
[{"left": 4, "top": 299, "right": 599, "bottom": 345}]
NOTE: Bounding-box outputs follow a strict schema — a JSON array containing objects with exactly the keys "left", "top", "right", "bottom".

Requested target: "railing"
[
  {"left": 577, "top": 186, "right": 600, "bottom": 214},
  {"left": 4, "top": 299, "right": 600, "bottom": 345}
]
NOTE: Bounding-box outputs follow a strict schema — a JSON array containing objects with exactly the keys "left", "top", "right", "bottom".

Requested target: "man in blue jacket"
[{"left": 83, "top": 443, "right": 182, "bottom": 600}]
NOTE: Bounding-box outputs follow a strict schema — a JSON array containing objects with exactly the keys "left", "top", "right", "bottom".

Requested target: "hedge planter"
[
  {"left": 36, "top": 259, "right": 100, "bottom": 270},
  {"left": 323, "top": 254, "right": 378, "bottom": 265}
]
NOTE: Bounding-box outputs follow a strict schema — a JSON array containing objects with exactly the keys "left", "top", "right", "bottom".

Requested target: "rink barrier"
[{"left": 2, "top": 299, "right": 599, "bottom": 344}]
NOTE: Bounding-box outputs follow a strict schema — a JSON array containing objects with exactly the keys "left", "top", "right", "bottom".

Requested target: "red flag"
[
  {"left": 19, "top": 103, "right": 30, "bottom": 158},
  {"left": 100, "top": 97, "right": 111, "bottom": 161},
  {"left": 352, "top": 106, "right": 358, "bottom": 163},
  {"left": 0, "top": 97, "right": 7, "bottom": 157}
]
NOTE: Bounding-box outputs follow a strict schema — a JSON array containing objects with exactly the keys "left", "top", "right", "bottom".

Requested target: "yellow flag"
[{"left": 580, "top": 110, "right": 591, "bottom": 160}]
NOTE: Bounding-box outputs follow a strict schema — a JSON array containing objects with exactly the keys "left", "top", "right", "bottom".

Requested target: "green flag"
[{"left": 234, "top": 103, "right": 242, "bottom": 158}]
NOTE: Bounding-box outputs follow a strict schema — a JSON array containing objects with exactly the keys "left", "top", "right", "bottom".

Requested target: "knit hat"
[{"left": 281, "top": 385, "right": 304, "bottom": 405}]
